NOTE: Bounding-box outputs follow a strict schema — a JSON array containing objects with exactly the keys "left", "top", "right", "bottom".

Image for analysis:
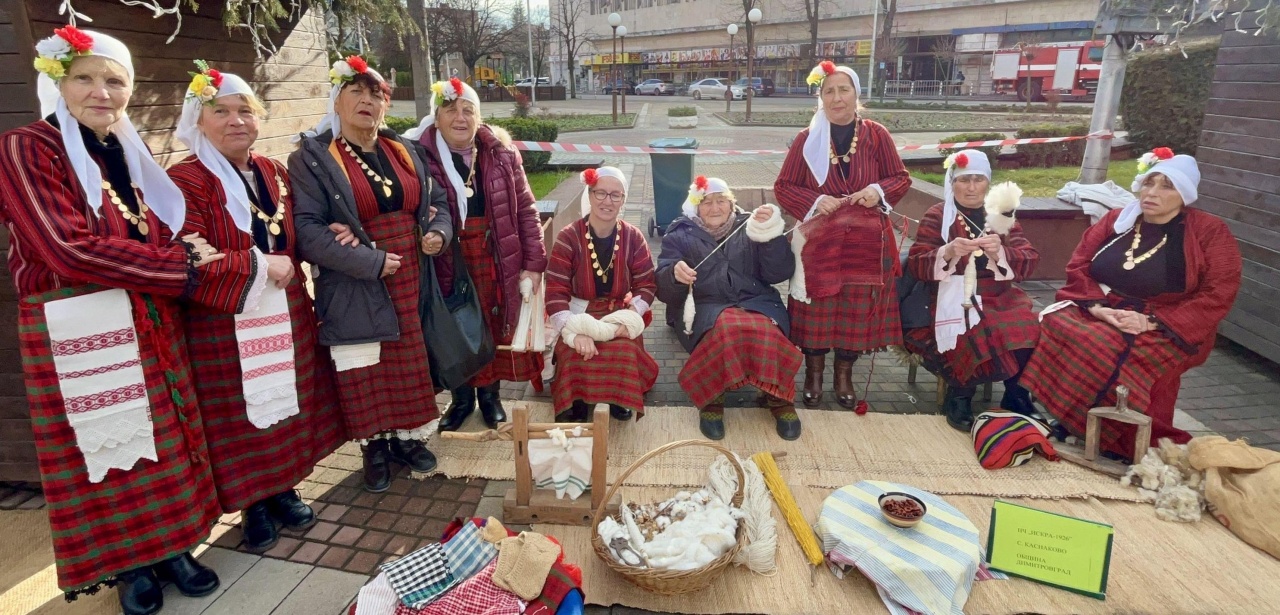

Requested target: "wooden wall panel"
[
  {"left": 0, "top": 0, "right": 329, "bottom": 481},
  {"left": 1197, "top": 22, "right": 1280, "bottom": 364}
]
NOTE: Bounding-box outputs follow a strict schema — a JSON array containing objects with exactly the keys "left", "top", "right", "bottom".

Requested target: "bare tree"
[
  {"left": 1103, "top": 0, "right": 1280, "bottom": 39},
  {"left": 549, "top": 0, "right": 595, "bottom": 98},
  {"left": 931, "top": 37, "right": 957, "bottom": 104},
  {"left": 429, "top": 0, "right": 514, "bottom": 81},
  {"left": 874, "top": 37, "right": 905, "bottom": 101},
  {"left": 324, "top": 0, "right": 417, "bottom": 57},
  {"left": 1014, "top": 31, "right": 1049, "bottom": 112},
  {"left": 779, "top": 0, "right": 820, "bottom": 66},
  {"left": 501, "top": 3, "right": 551, "bottom": 80},
  {"left": 408, "top": 0, "right": 437, "bottom": 119}
]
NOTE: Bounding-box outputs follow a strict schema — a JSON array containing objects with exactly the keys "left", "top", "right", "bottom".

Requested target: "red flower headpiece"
[
  {"left": 581, "top": 168, "right": 599, "bottom": 186},
  {"left": 207, "top": 69, "right": 223, "bottom": 88},
  {"left": 1138, "top": 146, "right": 1176, "bottom": 173},
  {"left": 450, "top": 77, "right": 463, "bottom": 94},
  {"left": 820, "top": 60, "right": 836, "bottom": 75},
  {"left": 55, "top": 26, "right": 94, "bottom": 53},
  {"left": 694, "top": 175, "right": 708, "bottom": 191},
  {"left": 806, "top": 60, "right": 839, "bottom": 86},
  {"left": 954, "top": 153, "right": 969, "bottom": 168},
  {"left": 346, "top": 55, "right": 369, "bottom": 74},
  {"left": 1152, "top": 147, "right": 1174, "bottom": 160}
]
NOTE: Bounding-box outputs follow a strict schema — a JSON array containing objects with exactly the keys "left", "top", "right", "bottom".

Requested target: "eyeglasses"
[{"left": 590, "top": 190, "right": 626, "bottom": 202}]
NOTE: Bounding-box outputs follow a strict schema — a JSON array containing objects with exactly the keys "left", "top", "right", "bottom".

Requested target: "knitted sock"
[
  {"left": 765, "top": 395, "right": 798, "bottom": 422},
  {"left": 700, "top": 394, "right": 726, "bottom": 422}
]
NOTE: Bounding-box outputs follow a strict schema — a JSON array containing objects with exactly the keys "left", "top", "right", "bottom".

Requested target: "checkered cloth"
[
  {"left": 402, "top": 562, "right": 524, "bottom": 615},
  {"left": 381, "top": 543, "right": 453, "bottom": 608},
  {"left": 442, "top": 520, "right": 499, "bottom": 582}
]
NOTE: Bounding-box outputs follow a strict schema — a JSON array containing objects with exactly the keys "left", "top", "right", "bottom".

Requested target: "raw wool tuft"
[
  {"left": 745, "top": 204, "right": 785, "bottom": 242},
  {"left": 682, "top": 293, "right": 697, "bottom": 335},
  {"left": 788, "top": 224, "right": 810, "bottom": 303},
  {"left": 561, "top": 309, "right": 645, "bottom": 346},
  {"left": 983, "top": 181, "right": 1022, "bottom": 236},
  {"left": 1120, "top": 438, "right": 1206, "bottom": 522},
  {"left": 709, "top": 454, "right": 777, "bottom": 574},
  {"left": 597, "top": 487, "right": 743, "bottom": 571}
]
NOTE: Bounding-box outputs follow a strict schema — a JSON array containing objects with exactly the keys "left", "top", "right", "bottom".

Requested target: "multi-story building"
[{"left": 549, "top": 0, "right": 1100, "bottom": 95}]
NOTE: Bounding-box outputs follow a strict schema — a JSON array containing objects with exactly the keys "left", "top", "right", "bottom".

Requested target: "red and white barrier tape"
[{"left": 512, "top": 130, "right": 1112, "bottom": 155}]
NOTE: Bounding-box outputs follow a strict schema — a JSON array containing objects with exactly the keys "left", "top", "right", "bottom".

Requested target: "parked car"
[
  {"left": 634, "top": 79, "right": 674, "bottom": 95},
  {"left": 688, "top": 78, "right": 745, "bottom": 100},
  {"left": 734, "top": 77, "right": 776, "bottom": 97},
  {"left": 601, "top": 80, "right": 635, "bottom": 94},
  {"left": 513, "top": 77, "right": 551, "bottom": 87}
]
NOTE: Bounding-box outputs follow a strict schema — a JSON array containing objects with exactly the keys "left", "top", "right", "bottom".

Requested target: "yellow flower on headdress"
[
  {"left": 688, "top": 193, "right": 703, "bottom": 206},
  {"left": 34, "top": 57, "right": 66, "bottom": 79},
  {"left": 430, "top": 82, "right": 445, "bottom": 98},
  {"left": 942, "top": 153, "right": 956, "bottom": 170},
  {"left": 188, "top": 73, "right": 210, "bottom": 96}
]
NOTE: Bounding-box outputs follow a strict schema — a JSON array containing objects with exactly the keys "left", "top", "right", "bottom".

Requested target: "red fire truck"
[{"left": 990, "top": 40, "right": 1105, "bottom": 101}]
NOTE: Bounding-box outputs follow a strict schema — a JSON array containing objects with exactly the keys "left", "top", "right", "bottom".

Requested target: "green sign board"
[{"left": 986, "top": 500, "right": 1114, "bottom": 599}]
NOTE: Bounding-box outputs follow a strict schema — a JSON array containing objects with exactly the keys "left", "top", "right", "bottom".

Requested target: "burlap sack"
[{"left": 1188, "top": 436, "right": 1280, "bottom": 560}]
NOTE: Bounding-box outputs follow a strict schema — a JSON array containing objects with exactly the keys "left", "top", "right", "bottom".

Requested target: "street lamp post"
[
  {"left": 618, "top": 25, "right": 628, "bottom": 115},
  {"left": 608, "top": 12, "right": 621, "bottom": 125},
  {"left": 726, "top": 23, "right": 737, "bottom": 113},
  {"left": 745, "top": 7, "right": 761, "bottom": 122}
]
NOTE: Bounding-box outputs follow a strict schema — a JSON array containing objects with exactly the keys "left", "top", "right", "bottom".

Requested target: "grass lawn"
[
  {"left": 538, "top": 113, "right": 637, "bottom": 132},
  {"left": 721, "top": 109, "right": 1092, "bottom": 132},
  {"left": 911, "top": 158, "right": 1140, "bottom": 197},
  {"left": 526, "top": 169, "right": 574, "bottom": 199}
]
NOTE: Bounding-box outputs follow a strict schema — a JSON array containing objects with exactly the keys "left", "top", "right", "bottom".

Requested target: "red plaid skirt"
[
  {"left": 788, "top": 282, "right": 901, "bottom": 353},
  {"left": 19, "top": 286, "right": 220, "bottom": 594},
  {"left": 459, "top": 218, "right": 544, "bottom": 388},
  {"left": 679, "top": 308, "right": 802, "bottom": 408},
  {"left": 902, "top": 281, "right": 1039, "bottom": 388},
  {"left": 334, "top": 211, "right": 439, "bottom": 439},
  {"left": 1022, "top": 303, "right": 1192, "bottom": 457},
  {"left": 552, "top": 300, "right": 658, "bottom": 416},
  {"left": 184, "top": 276, "right": 345, "bottom": 512}
]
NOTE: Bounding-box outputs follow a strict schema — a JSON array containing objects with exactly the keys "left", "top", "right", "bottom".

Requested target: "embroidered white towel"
[
  {"left": 934, "top": 275, "right": 983, "bottom": 353},
  {"left": 235, "top": 284, "right": 299, "bottom": 429},
  {"left": 45, "top": 288, "right": 157, "bottom": 483},
  {"left": 528, "top": 427, "right": 592, "bottom": 500},
  {"left": 331, "top": 342, "right": 382, "bottom": 372}
]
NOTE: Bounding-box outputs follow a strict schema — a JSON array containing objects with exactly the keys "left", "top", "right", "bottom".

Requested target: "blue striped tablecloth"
[{"left": 817, "top": 481, "right": 1003, "bottom": 615}]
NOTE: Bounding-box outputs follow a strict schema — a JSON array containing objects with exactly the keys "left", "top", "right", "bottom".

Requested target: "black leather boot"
[
  {"left": 439, "top": 386, "right": 476, "bottom": 432},
  {"left": 556, "top": 399, "right": 591, "bottom": 422},
  {"left": 944, "top": 387, "right": 976, "bottom": 432},
  {"left": 609, "top": 404, "right": 634, "bottom": 421},
  {"left": 361, "top": 439, "right": 392, "bottom": 493},
  {"left": 476, "top": 383, "right": 507, "bottom": 428},
  {"left": 389, "top": 438, "right": 438, "bottom": 473},
  {"left": 833, "top": 357, "right": 858, "bottom": 410},
  {"left": 266, "top": 490, "right": 316, "bottom": 530},
  {"left": 117, "top": 567, "right": 163, "bottom": 615},
  {"left": 241, "top": 500, "right": 278, "bottom": 553},
  {"left": 803, "top": 354, "right": 825, "bottom": 407},
  {"left": 1001, "top": 382, "right": 1050, "bottom": 424},
  {"left": 153, "top": 552, "right": 219, "bottom": 598}
]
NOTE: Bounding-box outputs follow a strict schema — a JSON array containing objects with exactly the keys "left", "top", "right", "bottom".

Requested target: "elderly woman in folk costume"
[
  {"left": 774, "top": 61, "right": 912, "bottom": 410},
  {"left": 1022, "top": 150, "right": 1242, "bottom": 462},
  {"left": 404, "top": 78, "right": 547, "bottom": 432},
  {"left": 167, "top": 62, "right": 345, "bottom": 553},
  {"left": 655, "top": 177, "right": 800, "bottom": 440},
  {"left": 903, "top": 150, "right": 1042, "bottom": 432},
  {"left": 288, "top": 56, "right": 453, "bottom": 493},
  {"left": 545, "top": 167, "right": 659, "bottom": 422},
  {"left": 0, "top": 27, "right": 224, "bottom": 614}
]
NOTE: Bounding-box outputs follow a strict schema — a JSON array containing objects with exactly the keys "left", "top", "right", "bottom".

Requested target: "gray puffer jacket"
[{"left": 288, "top": 128, "right": 452, "bottom": 346}]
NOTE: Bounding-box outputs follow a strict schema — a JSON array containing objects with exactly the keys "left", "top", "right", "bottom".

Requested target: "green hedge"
[
  {"left": 486, "top": 117, "right": 559, "bottom": 173},
  {"left": 667, "top": 106, "right": 698, "bottom": 117},
  {"left": 1119, "top": 39, "right": 1219, "bottom": 155},
  {"left": 1015, "top": 123, "right": 1089, "bottom": 168},
  {"left": 938, "top": 132, "right": 1005, "bottom": 164},
  {"left": 384, "top": 116, "right": 418, "bottom": 135}
]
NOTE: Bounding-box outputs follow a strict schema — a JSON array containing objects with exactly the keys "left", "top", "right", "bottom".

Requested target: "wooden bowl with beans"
[{"left": 878, "top": 492, "right": 927, "bottom": 528}]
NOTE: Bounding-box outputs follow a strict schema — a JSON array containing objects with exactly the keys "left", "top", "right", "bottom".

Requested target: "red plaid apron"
[
  {"left": 552, "top": 298, "right": 658, "bottom": 416},
  {"left": 1022, "top": 300, "right": 1191, "bottom": 457},
  {"left": 458, "top": 217, "right": 544, "bottom": 388},
  {"left": 902, "top": 278, "right": 1040, "bottom": 388},
  {"left": 679, "top": 307, "right": 802, "bottom": 408},
  {"left": 20, "top": 285, "right": 220, "bottom": 594}
]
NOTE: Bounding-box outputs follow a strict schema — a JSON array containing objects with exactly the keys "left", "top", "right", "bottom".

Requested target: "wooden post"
[
  {"left": 513, "top": 404, "right": 532, "bottom": 507},
  {"left": 590, "top": 404, "right": 609, "bottom": 513},
  {"left": 1069, "top": 385, "right": 1153, "bottom": 476}
]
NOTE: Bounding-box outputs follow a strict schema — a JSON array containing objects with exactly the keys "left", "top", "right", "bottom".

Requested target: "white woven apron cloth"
[
  {"left": 45, "top": 288, "right": 156, "bottom": 482},
  {"left": 234, "top": 283, "right": 300, "bottom": 428},
  {"left": 528, "top": 428, "right": 592, "bottom": 500}
]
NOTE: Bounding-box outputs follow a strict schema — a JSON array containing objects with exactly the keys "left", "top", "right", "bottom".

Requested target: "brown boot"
[
  {"left": 834, "top": 357, "right": 857, "bottom": 409},
  {"left": 803, "top": 354, "right": 825, "bottom": 407}
]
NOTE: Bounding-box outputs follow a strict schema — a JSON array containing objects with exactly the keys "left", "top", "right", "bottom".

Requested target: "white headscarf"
[
  {"left": 404, "top": 80, "right": 483, "bottom": 225},
  {"left": 940, "top": 149, "right": 993, "bottom": 241},
  {"left": 302, "top": 60, "right": 387, "bottom": 141},
  {"left": 1113, "top": 152, "right": 1200, "bottom": 233},
  {"left": 802, "top": 64, "right": 862, "bottom": 187},
  {"left": 174, "top": 70, "right": 259, "bottom": 234},
  {"left": 680, "top": 176, "right": 731, "bottom": 219},
  {"left": 579, "top": 166, "right": 628, "bottom": 217},
  {"left": 36, "top": 29, "right": 186, "bottom": 233}
]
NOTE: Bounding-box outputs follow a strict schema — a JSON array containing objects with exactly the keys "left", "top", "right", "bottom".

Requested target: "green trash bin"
[{"left": 646, "top": 137, "right": 698, "bottom": 237}]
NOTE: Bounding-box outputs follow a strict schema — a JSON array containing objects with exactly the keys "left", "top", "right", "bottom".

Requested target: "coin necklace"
[
  {"left": 463, "top": 144, "right": 478, "bottom": 198},
  {"left": 249, "top": 175, "right": 289, "bottom": 236},
  {"left": 1123, "top": 222, "right": 1167, "bottom": 270},
  {"left": 341, "top": 137, "right": 393, "bottom": 198},
  {"left": 588, "top": 225, "right": 621, "bottom": 284},
  {"left": 828, "top": 117, "right": 859, "bottom": 165},
  {"left": 103, "top": 180, "right": 150, "bottom": 236}
]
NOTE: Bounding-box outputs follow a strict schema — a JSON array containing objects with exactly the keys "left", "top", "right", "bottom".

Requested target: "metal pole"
[
  {"left": 726, "top": 32, "right": 735, "bottom": 113},
  {"left": 621, "top": 35, "right": 627, "bottom": 114},
  {"left": 868, "top": 0, "right": 878, "bottom": 98},
  {"left": 526, "top": 0, "right": 537, "bottom": 104},
  {"left": 1081, "top": 35, "right": 1126, "bottom": 184},
  {"left": 612, "top": 26, "right": 618, "bottom": 125},
  {"left": 745, "top": 23, "right": 754, "bottom": 121}
]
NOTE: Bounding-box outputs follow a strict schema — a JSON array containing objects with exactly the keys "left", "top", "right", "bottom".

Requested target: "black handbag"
[
  {"left": 420, "top": 240, "right": 495, "bottom": 390},
  {"left": 897, "top": 253, "right": 936, "bottom": 331}
]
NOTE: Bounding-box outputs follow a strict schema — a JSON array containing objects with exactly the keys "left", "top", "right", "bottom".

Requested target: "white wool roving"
[
  {"left": 597, "top": 479, "right": 745, "bottom": 572},
  {"left": 1120, "top": 439, "right": 1206, "bottom": 523},
  {"left": 788, "top": 225, "right": 810, "bottom": 304},
  {"left": 561, "top": 309, "right": 645, "bottom": 346},
  {"left": 746, "top": 204, "right": 785, "bottom": 242},
  {"left": 983, "top": 181, "right": 1022, "bottom": 236},
  {"left": 682, "top": 293, "right": 697, "bottom": 335},
  {"left": 709, "top": 455, "right": 777, "bottom": 574}
]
